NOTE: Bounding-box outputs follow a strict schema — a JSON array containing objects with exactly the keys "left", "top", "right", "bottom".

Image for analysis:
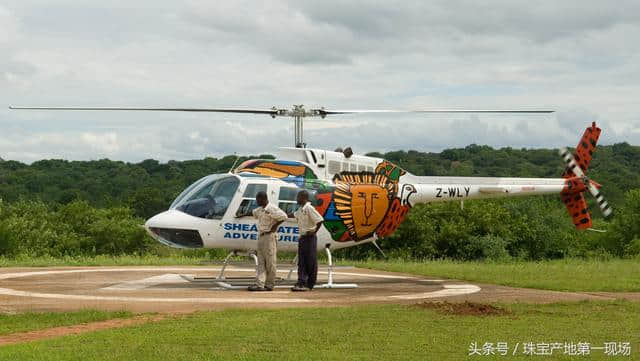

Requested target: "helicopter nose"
[
  {"left": 144, "top": 211, "right": 167, "bottom": 232},
  {"left": 143, "top": 211, "right": 170, "bottom": 235},
  {"left": 144, "top": 210, "right": 204, "bottom": 248}
]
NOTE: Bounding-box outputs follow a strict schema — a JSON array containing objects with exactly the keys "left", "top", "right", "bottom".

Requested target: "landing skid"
[
  {"left": 186, "top": 247, "right": 358, "bottom": 290},
  {"left": 188, "top": 250, "right": 259, "bottom": 283}
]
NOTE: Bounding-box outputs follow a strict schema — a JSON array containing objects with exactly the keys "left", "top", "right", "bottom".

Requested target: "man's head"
[
  {"left": 296, "top": 190, "right": 309, "bottom": 205},
  {"left": 256, "top": 191, "right": 268, "bottom": 207}
]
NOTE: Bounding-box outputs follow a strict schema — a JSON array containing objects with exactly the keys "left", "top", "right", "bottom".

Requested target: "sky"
[{"left": 1, "top": 1, "right": 639, "bottom": 163}]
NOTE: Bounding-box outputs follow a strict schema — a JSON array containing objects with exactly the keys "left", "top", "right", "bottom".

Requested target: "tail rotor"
[
  {"left": 559, "top": 147, "right": 612, "bottom": 217},
  {"left": 558, "top": 122, "right": 612, "bottom": 229}
]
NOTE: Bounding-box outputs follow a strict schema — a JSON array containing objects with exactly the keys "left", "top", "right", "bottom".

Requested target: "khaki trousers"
[{"left": 256, "top": 232, "right": 277, "bottom": 288}]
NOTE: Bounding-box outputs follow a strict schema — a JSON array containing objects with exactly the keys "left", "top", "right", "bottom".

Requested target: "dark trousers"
[{"left": 297, "top": 234, "right": 318, "bottom": 289}]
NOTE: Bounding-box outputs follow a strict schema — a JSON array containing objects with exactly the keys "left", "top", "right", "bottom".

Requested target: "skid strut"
[
  {"left": 190, "top": 250, "right": 258, "bottom": 284},
  {"left": 217, "top": 250, "right": 258, "bottom": 281},
  {"left": 318, "top": 245, "right": 358, "bottom": 289},
  {"left": 287, "top": 255, "right": 298, "bottom": 281},
  {"left": 211, "top": 250, "right": 261, "bottom": 290},
  {"left": 217, "top": 250, "right": 258, "bottom": 280}
]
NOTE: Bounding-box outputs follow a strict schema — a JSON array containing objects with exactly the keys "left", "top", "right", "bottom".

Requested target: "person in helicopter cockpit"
[
  {"left": 210, "top": 195, "right": 230, "bottom": 217},
  {"left": 247, "top": 191, "right": 288, "bottom": 291}
]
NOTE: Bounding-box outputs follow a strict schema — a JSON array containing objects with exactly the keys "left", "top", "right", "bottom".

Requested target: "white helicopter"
[{"left": 9, "top": 105, "right": 612, "bottom": 288}]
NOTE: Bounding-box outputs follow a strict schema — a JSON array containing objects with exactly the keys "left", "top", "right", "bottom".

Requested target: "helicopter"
[{"left": 9, "top": 105, "right": 612, "bottom": 288}]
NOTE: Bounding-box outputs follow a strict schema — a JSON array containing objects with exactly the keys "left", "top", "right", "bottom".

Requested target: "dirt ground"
[
  {"left": 0, "top": 314, "right": 168, "bottom": 346},
  {"left": 0, "top": 265, "right": 639, "bottom": 314}
]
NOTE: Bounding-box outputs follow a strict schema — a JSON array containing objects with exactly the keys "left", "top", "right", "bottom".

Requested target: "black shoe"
[
  {"left": 264, "top": 286, "right": 274, "bottom": 291},
  {"left": 291, "top": 285, "right": 308, "bottom": 292},
  {"left": 248, "top": 285, "right": 266, "bottom": 291}
]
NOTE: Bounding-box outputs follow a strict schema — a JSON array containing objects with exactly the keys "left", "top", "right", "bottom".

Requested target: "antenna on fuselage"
[{"left": 228, "top": 153, "right": 240, "bottom": 174}]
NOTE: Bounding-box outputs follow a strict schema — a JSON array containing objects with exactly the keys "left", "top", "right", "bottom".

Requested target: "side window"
[
  {"left": 278, "top": 187, "right": 300, "bottom": 218},
  {"left": 236, "top": 183, "right": 267, "bottom": 216},
  {"left": 237, "top": 199, "right": 259, "bottom": 216},
  {"left": 278, "top": 187, "right": 319, "bottom": 218},
  {"left": 279, "top": 202, "right": 300, "bottom": 217},
  {"left": 243, "top": 184, "right": 266, "bottom": 198},
  {"left": 328, "top": 160, "right": 341, "bottom": 174}
]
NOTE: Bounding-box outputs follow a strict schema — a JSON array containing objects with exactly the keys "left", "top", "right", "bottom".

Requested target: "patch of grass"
[
  {"left": 0, "top": 254, "right": 207, "bottom": 267},
  {"left": 0, "top": 252, "right": 300, "bottom": 267},
  {"left": 0, "top": 301, "right": 638, "bottom": 360},
  {"left": 0, "top": 310, "right": 133, "bottom": 336},
  {"left": 354, "top": 258, "right": 640, "bottom": 292}
]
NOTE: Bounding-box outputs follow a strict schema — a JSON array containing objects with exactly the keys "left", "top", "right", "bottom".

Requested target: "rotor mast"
[
  {"left": 295, "top": 109, "right": 303, "bottom": 148},
  {"left": 272, "top": 105, "right": 328, "bottom": 148},
  {"left": 291, "top": 105, "right": 311, "bottom": 148}
]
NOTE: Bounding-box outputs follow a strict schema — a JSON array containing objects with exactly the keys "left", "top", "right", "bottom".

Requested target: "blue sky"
[{"left": 1, "top": 1, "right": 639, "bottom": 162}]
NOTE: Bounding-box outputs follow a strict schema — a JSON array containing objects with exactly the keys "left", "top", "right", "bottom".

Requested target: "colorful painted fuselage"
[
  {"left": 234, "top": 158, "right": 415, "bottom": 245},
  {"left": 145, "top": 122, "right": 601, "bottom": 253}
]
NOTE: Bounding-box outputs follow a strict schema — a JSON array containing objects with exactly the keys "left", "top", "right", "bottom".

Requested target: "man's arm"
[
  {"left": 309, "top": 221, "right": 322, "bottom": 236},
  {"left": 306, "top": 205, "right": 324, "bottom": 236},
  {"left": 236, "top": 205, "right": 258, "bottom": 218},
  {"left": 268, "top": 220, "right": 285, "bottom": 235},
  {"left": 268, "top": 207, "right": 288, "bottom": 233}
]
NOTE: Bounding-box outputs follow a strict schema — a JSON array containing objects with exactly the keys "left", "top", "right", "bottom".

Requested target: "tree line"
[{"left": 0, "top": 143, "right": 639, "bottom": 260}]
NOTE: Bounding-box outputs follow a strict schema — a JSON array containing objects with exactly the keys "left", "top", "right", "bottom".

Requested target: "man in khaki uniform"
[{"left": 248, "top": 191, "right": 287, "bottom": 291}]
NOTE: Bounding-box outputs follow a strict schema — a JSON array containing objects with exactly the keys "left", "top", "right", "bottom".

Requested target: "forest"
[{"left": 1, "top": 142, "right": 639, "bottom": 261}]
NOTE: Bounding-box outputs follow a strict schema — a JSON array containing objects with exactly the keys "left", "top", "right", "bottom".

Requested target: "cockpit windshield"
[
  {"left": 169, "top": 175, "right": 209, "bottom": 209},
  {"left": 171, "top": 175, "right": 240, "bottom": 219}
]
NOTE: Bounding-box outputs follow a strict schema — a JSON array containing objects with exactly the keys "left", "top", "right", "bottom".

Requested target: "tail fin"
[
  {"left": 563, "top": 122, "right": 601, "bottom": 177},
  {"left": 559, "top": 122, "right": 608, "bottom": 229}
]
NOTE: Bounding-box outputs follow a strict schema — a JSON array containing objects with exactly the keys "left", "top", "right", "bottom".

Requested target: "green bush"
[
  {"left": 0, "top": 200, "right": 151, "bottom": 257},
  {"left": 604, "top": 189, "right": 640, "bottom": 257},
  {"left": 337, "top": 191, "right": 640, "bottom": 262}
]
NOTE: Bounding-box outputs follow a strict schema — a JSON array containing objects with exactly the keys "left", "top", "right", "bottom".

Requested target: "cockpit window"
[
  {"left": 169, "top": 175, "right": 208, "bottom": 209},
  {"left": 172, "top": 175, "right": 240, "bottom": 219},
  {"left": 236, "top": 183, "right": 267, "bottom": 216}
]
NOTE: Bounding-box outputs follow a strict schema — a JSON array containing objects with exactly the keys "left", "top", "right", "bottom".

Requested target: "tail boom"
[{"left": 408, "top": 177, "right": 567, "bottom": 205}]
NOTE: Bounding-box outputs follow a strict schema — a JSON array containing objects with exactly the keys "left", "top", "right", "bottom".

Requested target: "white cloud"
[
  {"left": 0, "top": 5, "right": 19, "bottom": 46},
  {"left": 0, "top": 1, "right": 639, "bottom": 163}
]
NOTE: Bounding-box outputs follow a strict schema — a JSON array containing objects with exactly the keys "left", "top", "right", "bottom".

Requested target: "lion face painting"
[{"left": 332, "top": 173, "right": 397, "bottom": 241}]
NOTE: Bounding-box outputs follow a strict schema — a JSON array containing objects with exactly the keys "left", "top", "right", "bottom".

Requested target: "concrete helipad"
[{"left": 0, "top": 266, "right": 638, "bottom": 313}]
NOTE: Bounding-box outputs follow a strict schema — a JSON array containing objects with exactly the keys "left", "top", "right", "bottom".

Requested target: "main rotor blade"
[
  {"left": 316, "top": 109, "right": 555, "bottom": 115},
  {"left": 8, "top": 106, "right": 279, "bottom": 115},
  {"left": 10, "top": 106, "right": 554, "bottom": 117}
]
